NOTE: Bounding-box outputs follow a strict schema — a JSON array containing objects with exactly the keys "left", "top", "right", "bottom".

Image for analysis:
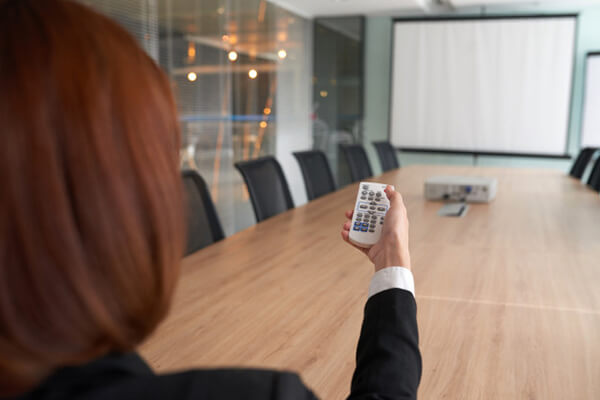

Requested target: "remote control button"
[
  {"left": 368, "top": 197, "right": 374, "bottom": 201},
  {"left": 360, "top": 196, "right": 366, "bottom": 200},
  {"left": 376, "top": 192, "right": 382, "bottom": 197},
  {"left": 369, "top": 206, "right": 375, "bottom": 210},
  {"left": 377, "top": 207, "right": 386, "bottom": 211},
  {"left": 362, "top": 185, "right": 369, "bottom": 190},
  {"left": 361, "top": 222, "right": 369, "bottom": 227},
  {"left": 361, "top": 228, "right": 368, "bottom": 232},
  {"left": 354, "top": 221, "right": 361, "bottom": 225},
  {"left": 357, "top": 213, "right": 363, "bottom": 217},
  {"left": 369, "top": 229, "right": 375, "bottom": 233},
  {"left": 369, "top": 191, "right": 374, "bottom": 196},
  {"left": 368, "top": 210, "right": 375, "bottom": 214},
  {"left": 353, "top": 226, "right": 360, "bottom": 231},
  {"left": 370, "top": 201, "right": 376, "bottom": 205},
  {"left": 359, "top": 204, "right": 367, "bottom": 209}
]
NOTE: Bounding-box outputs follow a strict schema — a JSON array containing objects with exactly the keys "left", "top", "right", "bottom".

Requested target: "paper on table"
[{"left": 438, "top": 203, "right": 469, "bottom": 217}]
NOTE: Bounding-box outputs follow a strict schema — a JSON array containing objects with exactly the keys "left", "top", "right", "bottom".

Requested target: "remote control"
[{"left": 349, "top": 182, "right": 392, "bottom": 248}]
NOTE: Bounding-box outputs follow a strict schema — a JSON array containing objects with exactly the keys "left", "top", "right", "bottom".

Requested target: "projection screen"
[
  {"left": 581, "top": 53, "right": 600, "bottom": 148},
  {"left": 390, "top": 16, "right": 576, "bottom": 156}
]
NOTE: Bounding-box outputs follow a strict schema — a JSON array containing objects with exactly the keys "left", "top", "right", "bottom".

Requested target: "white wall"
[{"left": 363, "top": 17, "right": 393, "bottom": 176}]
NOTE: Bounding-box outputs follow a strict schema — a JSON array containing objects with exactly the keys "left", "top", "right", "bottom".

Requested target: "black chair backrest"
[
  {"left": 372, "top": 141, "right": 400, "bottom": 172},
  {"left": 587, "top": 156, "right": 600, "bottom": 192},
  {"left": 340, "top": 144, "right": 373, "bottom": 183},
  {"left": 234, "top": 156, "right": 294, "bottom": 222},
  {"left": 293, "top": 150, "right": 336, "bottom": 200},
  {"left": 181, "top": 170, "right": 224, "bottom": 256},
  {"left": 569, "top": 148, "right": 597, "bottom": 179}
]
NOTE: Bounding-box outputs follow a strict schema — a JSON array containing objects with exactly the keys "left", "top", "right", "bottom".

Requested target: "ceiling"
[{"left": 267, "top": 0, "right": 600, "bottom": 17}]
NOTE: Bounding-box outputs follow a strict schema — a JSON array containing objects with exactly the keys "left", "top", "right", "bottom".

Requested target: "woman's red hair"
[{"left": 0, "top": 0, "right": 184, "bottom": 395}]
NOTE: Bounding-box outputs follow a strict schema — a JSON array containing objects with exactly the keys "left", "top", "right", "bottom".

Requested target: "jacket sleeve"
[{"left": 347, "top": 288, "right": 422, "bottom": 400}]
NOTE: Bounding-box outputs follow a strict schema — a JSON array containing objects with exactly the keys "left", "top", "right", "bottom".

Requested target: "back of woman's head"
[{"left": 0, "top": 0, "right": 184, "bottom": 395}]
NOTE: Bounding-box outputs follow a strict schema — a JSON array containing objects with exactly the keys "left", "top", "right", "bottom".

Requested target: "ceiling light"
[
  {"left": 187, "top": 72, "right": 197, "bottom": 82},
  {"left": 259, "top": 121, "right": 268, "bottom": 128},
  {"left": 248, "top": 69, "right": 258, "bottom": 79},
  {"left": 320, "top": 90, "right": 328, "bottom": 98},
  {"left": 187, "top": 42, "right": 196, "bottom": 62},
  {"left": 228, "top": 50, "right": 238, "bottom": 62},
  {"left": 277, "top": 49, "right": 287, "bottom": 60}
]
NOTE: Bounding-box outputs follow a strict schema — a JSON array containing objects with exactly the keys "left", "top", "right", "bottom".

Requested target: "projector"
[{"left": 425, "top": 176, "right": 497, "bottom": 203}]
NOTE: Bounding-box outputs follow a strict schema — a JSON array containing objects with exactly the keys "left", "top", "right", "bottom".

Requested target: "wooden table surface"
[{"left": 140, "top": 165, "right": 600, "bottom": 399}]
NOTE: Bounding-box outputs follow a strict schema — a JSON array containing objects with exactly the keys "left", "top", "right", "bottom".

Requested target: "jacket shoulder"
[{"left": 86, "top": 368, "right": 318, "bottom": 400}]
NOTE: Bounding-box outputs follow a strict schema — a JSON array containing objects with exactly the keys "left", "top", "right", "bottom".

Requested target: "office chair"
[
  {"left": 181, "top": 170, "right": 225, "bottom": 256},
  {"left": 234, "top": 156, "right": 294, "bottom": 222},
  {"left": 372, "top": 141, "right": 400, "bottom": 172},
  {"left": 587, "top": 156, "right": 600, "bottom": 192},
  {"left": 569, "top": 148, "right": 597, "bottom": 179},
  {"left": 293, "top": 150, "right": 337, "bottom": 200},
  {"left": 340, "top": 144, "right": 374, "bottom": 183}
]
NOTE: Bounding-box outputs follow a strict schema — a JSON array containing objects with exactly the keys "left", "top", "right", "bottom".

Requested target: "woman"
[{"left": 0, "top": 0, "right": 421, "bottom": 399}]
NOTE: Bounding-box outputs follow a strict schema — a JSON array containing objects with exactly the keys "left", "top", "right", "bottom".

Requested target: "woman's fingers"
[
  {"left": 343, "top": 220, "right": 352, "bottom": 231},
  {"left": 345, "top": 209, "right": 354, "bottom": 219},
  {"left": 341, "top": 230, "right": 350, "bottom": 241}
]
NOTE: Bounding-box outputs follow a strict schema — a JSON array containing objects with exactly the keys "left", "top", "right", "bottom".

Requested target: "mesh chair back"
[
  {"left": 587, "top": 157, "right": 600, "bottom": 192},
  {"left": 234, "top": 156, "right": 294, "bottom": 222},
  {"left": 293, "top": 150, "right": 336, "bottom": 200},
  {"left": 340, "top": 144, "right": 373, "bottom": 183},
  {"left": 569, "top": 148, "right": 597, "bottom": 179},
  {"left": 182, "top": 170, "right": 224, "bottom": 256},
  {"left": 373, "top": 141, "right": 400, "bottom": 172}
]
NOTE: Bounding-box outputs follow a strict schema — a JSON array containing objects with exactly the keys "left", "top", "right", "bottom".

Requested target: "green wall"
[{"left": 363, "top": 6, "right": 600, "bottom": 173}]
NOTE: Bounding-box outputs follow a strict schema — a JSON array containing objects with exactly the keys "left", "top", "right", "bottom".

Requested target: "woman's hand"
[{"left": 341, "top": 185, "right": 411, "bottom": 272}]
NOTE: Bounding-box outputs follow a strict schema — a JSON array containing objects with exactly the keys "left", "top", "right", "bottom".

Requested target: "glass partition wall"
[
  {"left": 312, "top": 17, "right": 365, "bottom": 187},
  {"left": 83, "top": 0, "right": 312, "bottom": 235}
]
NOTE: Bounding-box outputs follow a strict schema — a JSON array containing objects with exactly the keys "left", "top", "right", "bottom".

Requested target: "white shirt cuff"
[{"left": 368, "top": 267, "right": 415, "bottom": 299}]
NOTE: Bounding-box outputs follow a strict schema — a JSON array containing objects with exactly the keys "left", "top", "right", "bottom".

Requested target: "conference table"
[{"left": 140, "top": 165, "right": 600, "bottom": 399}]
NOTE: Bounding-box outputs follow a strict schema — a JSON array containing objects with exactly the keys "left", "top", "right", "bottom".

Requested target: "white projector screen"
[
  {"left": 390, "top": 17, "right": 576, "bottom": 156},
  {"left": 581, "top": 53, "right": 600, "bottom": 148}
]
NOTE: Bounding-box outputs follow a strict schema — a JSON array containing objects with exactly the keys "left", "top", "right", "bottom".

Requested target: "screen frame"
[
  {"left": 579, "top": 50, "right": 600, "bottom": 149},
  {"left": 388, "top": 14, "right": 579, "bottom": 159}
]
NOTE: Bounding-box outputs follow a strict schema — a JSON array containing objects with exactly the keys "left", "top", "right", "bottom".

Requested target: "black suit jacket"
[{"left": 14, "top": 289, "right": 421, "bottom": 400}]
